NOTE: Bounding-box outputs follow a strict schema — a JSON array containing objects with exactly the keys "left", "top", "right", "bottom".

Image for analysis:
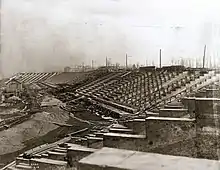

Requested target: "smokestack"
[
  {"left": 203, "top": 45, "right": 206, "bottom": 68},
  {"left": 106, "top": 56, "right": 108, "bottom": 67},
  {"left": 92, "top": 60, "right": 94, "bottom": 69}
]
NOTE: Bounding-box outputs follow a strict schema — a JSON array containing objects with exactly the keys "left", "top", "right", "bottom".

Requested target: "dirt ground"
[
  {"left": 0, "top": 105, "right": 73, "bottom": 168},
  {"left": 0, "top": 94, "right": 103, "bottom": 168}
]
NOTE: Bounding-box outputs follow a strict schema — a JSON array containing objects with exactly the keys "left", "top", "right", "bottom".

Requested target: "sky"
[{"left": 1, "top": 0, "right": 220, "bottom": 76}]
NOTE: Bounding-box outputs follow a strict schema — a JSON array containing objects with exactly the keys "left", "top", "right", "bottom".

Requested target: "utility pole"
[
  {"left": 159, "top": 49, "right": 162, "bottom": 68},
  {"left": 125, "top": 53, "right": 128, "bottom": 69},
  {"left": 203, "top": 45, "right": 206, "bottom": 68}
]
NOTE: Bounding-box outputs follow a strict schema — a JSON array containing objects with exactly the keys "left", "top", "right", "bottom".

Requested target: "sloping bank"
[{"left": 0, "top": 104, "right": 89, "bottom": 168}]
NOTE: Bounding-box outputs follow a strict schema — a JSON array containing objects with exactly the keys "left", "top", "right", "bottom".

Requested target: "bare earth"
[{"left": 0, "top": 106, "right": 69, "bottom": 155}]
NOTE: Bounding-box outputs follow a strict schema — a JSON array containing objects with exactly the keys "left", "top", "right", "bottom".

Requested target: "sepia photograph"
[{"left": 0, "top": 0, "right": 220, "bottom": 169}]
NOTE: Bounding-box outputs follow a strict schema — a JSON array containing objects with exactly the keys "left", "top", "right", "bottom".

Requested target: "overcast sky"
[{"left": 1, "top": 0, "right": 220, "bottom": 76}]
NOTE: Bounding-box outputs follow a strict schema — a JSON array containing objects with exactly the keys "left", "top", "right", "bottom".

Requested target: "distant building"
[
  {"left": 64, "top": 66, "right": 71, "bottom": 72},
  {"left": 5, "top": 78, "right": 23, "bottom": 92},
  {"left": 97, "top": 66, "right": 120, "bottom": 72},
  {"left": 3, "top": 78, "right": 24, "bottom": 97},
  {"left": 139, "top": 66, "right": 156, "bottom": 72}
]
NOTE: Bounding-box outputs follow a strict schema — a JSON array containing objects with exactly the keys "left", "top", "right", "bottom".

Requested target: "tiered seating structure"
[
  {"left": 149, "top": 70, "right": 219, "bottom": 111},
  {"left": 76, "top": 67, "right": 208, "bottom": 115},
  {"left": 11, "top": 72, "right": 59, "bottom": 84},
  {"left": 5, "top": 67, "right": 220, "bottom": 170}
]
